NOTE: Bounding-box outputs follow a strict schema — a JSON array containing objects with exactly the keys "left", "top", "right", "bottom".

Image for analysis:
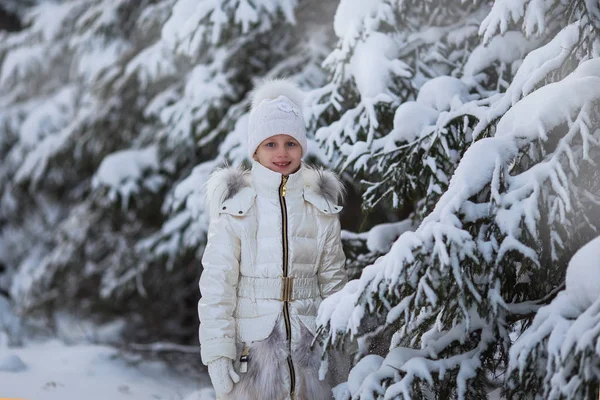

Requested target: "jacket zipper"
[{"left": 279, "top": 175, "right": 296, "bottom": 399}]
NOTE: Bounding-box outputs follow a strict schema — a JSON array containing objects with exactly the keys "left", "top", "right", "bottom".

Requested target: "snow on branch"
[
  {"left": 91, "top": 146, "right": 164, "bottom": 210},
  {"left": 12, "top": 87, "right": 81, "bottom": 189},
  {"left": 162, "top": 0, "right": 299, "bottom": 58},
  {"left": 124, "top": 41, "right": 178, "bottom": 88},
  {"left": 151, "top": 55, "right": 237, "bottom": 145},
  {"left": 472, "top": 20, "right": 582, "bottom": 139},
  {"left": 356, "top": 316, "right": 494, "bottom": 400},
  {"left": 479, "top": 0, "right": 560, "bottom": 43}
]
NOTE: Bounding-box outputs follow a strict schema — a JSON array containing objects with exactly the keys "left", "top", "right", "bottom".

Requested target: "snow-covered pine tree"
[
  {"left": 0, "top": 0, "right": 190, "bottom": 339},
  {"left": 306, "top": 0, "right": 495, "bottom": 278},
  {"left": 315, "top": 0, "right": 600, "bottom": 398},
  {"left": 307, "top": 0, "right": 493, "bottom": 218},
  {"left": 0, "top": 0, "right": 336, "bottom": 341}
]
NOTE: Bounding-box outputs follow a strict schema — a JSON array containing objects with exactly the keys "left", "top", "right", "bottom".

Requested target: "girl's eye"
[
  {"left": 265, "top": 142, "right": 276, "bottom": 147},
  {"left": 286, "top": 142, "right": 296, "bottom": 147}
]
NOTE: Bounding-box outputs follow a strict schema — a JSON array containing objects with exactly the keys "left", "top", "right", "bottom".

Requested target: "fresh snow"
[
  {"left": 125, "top": 41, "right": 178, "bottom": 87},
  {"left": 93, "top": 146, "right": 159, "bottom": 189},
  {"left": 376, "top": 101, "right": 438, "bottom": 148},
  {"left": 162, "top": 0, "right": 298, "bottom": 57},
  {"left": 365, "top": 219, "right": 416, "bottom": 253},
  {"left": 90, "top": 146, "right": 163, "bottom": 209},
  {"left": 345, "top": 354, "right": 383, "bottom": 396},
  {"left": 495, "top": 67, "right": 600, "bottom": 142},
  {"left": 333, "top": 0, "right": 382, "bottom": 38},
  {"left": 74, "top": 39, "right": 130, "bottom": 84},
  {"left": 0, "top": 44, "right": 47, "bottom": 87},
  {"left": 463, "top": 31, "right": 536, "bottom": 80},
  {"left": 350, "top": 32, "right": 410, "bottom": 99},
  {"left": 0, "top": 308, "right": 215, "bottom": 400},
  {"left": 480, "top": 0, "right": 556, "bottom": 42},
  {"left": 565, "top": 236, "right": 600, "bottom": 310},
  {"left": 0, "top": 340, "right": 215, "bottom": 400},
  {"left": 0, "top": 353, "right": 27, "bottom": 373},
  {"left": 416, "top": 76, "right": 471, "bottom": 112},
  {"left": 26, "top": 1, "right": 81, "bottom": 41},
  {"left": 474, "top": 21, "right": 582, "bottom": 139},
  {"left": 18, "top": 86, "right": 77, "bottom": 147}
]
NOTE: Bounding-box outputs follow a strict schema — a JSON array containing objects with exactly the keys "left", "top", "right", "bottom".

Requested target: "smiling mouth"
[{"left": 273, "top": 162, "right": 291, "bottom": 167}]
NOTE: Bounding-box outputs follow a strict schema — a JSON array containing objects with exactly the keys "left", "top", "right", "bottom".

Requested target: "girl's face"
[{"left": 253, "top": 134, "right": 302, "bottom": 175}]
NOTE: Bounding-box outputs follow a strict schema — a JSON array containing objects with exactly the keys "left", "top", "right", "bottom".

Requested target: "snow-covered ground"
[
  {"left": 0, "top": 340, "right": 215, "bottom": 400},
  {"left": 0, "top": 303, "right": 215, "bottom": 400}
]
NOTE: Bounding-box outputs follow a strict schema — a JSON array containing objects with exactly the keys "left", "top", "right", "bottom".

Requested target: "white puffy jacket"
[{"left": 199, "top": 160, "right": 347, "bottom": 400}]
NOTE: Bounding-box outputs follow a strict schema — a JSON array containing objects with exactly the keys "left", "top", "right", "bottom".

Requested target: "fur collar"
[{"left": 205, "top": 164, "right": 344, "bottom": 218}]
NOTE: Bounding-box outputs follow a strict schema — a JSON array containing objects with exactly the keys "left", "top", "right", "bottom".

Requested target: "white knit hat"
[{"left": 247, "top": 79, "right": 307, "bottom": 159}]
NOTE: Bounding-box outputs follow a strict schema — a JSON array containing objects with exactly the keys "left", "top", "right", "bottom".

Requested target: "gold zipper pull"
[{"left": 280, "top": 175, "right": 288, "bottom": 197}]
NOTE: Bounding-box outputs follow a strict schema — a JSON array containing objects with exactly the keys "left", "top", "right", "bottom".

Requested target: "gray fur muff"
[{"left": 224, "top": 324, "right": 332, "bottom": 400}]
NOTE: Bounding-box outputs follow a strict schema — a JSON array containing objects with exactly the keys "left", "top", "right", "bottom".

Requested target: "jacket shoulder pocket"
[
  {"left": 219, "top": 186, "right": 256, "bottom": 216},
  {"left": 304, "top": 191, "right": 343, "bottom": 215}
]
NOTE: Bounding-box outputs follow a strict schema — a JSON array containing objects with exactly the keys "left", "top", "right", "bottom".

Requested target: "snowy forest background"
[{"left": 0, "top": 0, "right": 599, "bottom": 399}]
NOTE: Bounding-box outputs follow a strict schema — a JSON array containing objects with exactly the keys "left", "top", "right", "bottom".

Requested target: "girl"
[{"left": 198, "top": 79, "right": 347, "bottom": 400}]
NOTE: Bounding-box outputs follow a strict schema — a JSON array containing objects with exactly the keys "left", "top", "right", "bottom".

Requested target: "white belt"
[{"left": 237, "top": 276, "right": 320, "bottom": 301}]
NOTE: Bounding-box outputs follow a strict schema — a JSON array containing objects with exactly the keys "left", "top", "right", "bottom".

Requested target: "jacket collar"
[
  {"left": 251, "top": 160, "right": 304, "bottom": 199},
  {"left": 205, "top": 161, "right": 345, "bottom": 217}
]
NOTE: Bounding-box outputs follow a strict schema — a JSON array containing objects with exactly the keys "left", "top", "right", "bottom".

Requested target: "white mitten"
[{"left": 208, "top": 357, "right": 240, "bottom": 396}]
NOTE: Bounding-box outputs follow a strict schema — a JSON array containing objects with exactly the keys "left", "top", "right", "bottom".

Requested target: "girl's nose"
[{"left": 276, "top": 147, "right": 288, "bottom": 157}]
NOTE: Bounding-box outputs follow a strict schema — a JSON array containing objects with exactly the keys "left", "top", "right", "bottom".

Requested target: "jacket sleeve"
[
  {"left": 198, "top": 213, "right": 240, "bottom": 365},
  {"left": 318, "top": 216, "right": 347, "bottom": 298}
]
